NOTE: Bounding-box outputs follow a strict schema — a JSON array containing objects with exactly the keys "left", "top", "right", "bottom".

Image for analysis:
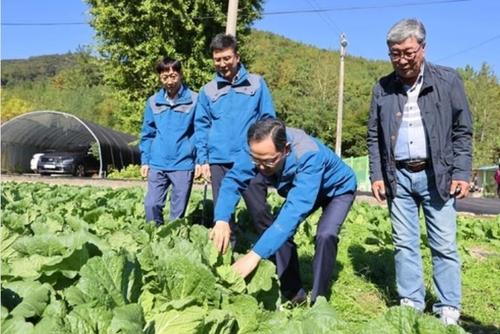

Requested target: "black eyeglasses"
[
  {"left": 250, "top": 152, "right": 284, "bottom": 168},
  {"left": 388, "top": 44, "right": 423, "bottom": 61}
]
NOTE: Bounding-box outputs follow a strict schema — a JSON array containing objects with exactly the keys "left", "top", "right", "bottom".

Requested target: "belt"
[{"left": 396, "top": 159, "right": 429, "bottom": 173}]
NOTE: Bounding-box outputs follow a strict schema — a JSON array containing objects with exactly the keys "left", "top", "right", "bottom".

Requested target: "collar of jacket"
[
  {"left": 215, "top": 64, "right": 249, "bottom": 89},
  {"left": 281, "top": 151, "right": 297, "bottom": 179},
  {"left": 392, "top": 61, "right": 435, "bottom": 94},
  {"left": 420, "top": 61, "right": 437, "bottom": 93},
  {"left": 155, "top": 84, "right": 192, "bottom": 106}
]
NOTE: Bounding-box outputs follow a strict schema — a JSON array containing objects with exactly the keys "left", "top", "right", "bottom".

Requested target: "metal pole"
[
  {"left": 335, "top": 33, "right": 348, "bottom": 157},
  {"left": 226, "top": 0, "right": 239, "bottom": 36}
]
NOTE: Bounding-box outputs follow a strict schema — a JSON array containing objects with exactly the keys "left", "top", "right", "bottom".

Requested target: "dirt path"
[{"left": 1, "top": 174, "right": 147, "bottom": 189}]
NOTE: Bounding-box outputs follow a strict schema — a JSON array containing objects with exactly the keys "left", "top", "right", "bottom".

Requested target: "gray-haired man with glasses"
[{"left": 367, "top": 18, "right": 472, "bottom": 325}]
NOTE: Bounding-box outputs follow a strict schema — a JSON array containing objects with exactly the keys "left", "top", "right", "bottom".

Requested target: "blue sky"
[{"left": 2, "top": 0, "right": 499, "bottom": 77}]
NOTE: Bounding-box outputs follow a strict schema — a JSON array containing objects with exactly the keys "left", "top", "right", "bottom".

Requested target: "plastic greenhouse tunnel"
[{"left": 1, "top": 111, "right": 140, "bottom": 177}]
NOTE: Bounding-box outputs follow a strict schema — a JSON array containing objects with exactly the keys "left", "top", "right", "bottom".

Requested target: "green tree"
[
  {"left": 0, "top": 95, "right": 34, "bottom": 122},
  {"left": 1, "top": 51, "right": 118, "bottom": 128},
  {"left": 461, "top": 64, "right": 500, "bottom": 166},
  {"left": 249, "top": 31, "right": 391, "bottom": 157},
  {"left": 85, "top": 0, "right": 264, "bottom": 135},
  {"left": 52, "top": 47, "right": 103, "bottom": 90}
]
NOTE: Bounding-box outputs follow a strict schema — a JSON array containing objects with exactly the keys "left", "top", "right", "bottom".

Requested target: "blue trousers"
[
  {"left": 307, "top": 192, "right": 355, "bottom": 302},
  {"left": 144, "top": 168, "right": 193, "bottom": 225}
]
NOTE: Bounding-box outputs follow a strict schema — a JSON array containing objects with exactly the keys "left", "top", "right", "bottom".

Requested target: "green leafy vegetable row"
[{"left": 2, "top": 182, "right": 493, "bottom": 333}]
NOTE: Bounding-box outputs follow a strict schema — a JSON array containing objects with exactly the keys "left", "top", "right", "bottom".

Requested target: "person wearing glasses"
[
  {"left": 211, "top": 118, "right": 357, "bottom": 304},
  {"left": 139, "top": 57, "right": 198, "bottom": 225},
  {"left": 367, "top": 19, "right": 472, "bottom": 325},
  {"left": 194, "top": 34, "right": 275, "bottom": 234}
]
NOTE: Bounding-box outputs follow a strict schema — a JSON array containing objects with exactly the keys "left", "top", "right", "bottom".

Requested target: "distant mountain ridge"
[{"left": 1, "top": 53, "right": 81, "bottom": 87}]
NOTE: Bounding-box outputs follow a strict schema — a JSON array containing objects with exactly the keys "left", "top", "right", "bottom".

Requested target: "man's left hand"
[
  {"left": 450, "top": 180, "right": 469, "bottom": 199},
  {"left": 232, "top": 251, "right": 262, "bottom": 278}
]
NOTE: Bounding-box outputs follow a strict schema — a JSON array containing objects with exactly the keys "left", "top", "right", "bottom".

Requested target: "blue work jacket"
[
  {"left": 214, "top": 128, "right": 357, "bottom": 259},
  {"left": 194, "top": 65, "right": 276, "bottom": 164},
  {"left": 139, "top": 85, "right": 198, "bottom": 171},
  {"left": 367, "top": 62, "right": 473, "bottom": 200}
]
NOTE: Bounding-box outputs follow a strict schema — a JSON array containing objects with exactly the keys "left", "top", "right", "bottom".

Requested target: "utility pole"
[
  {"left": 335, "top": 33, "right": 347, "bottom": 157},
  {"left": 226, "top": 0, "right": 239, "bottom": 36}
]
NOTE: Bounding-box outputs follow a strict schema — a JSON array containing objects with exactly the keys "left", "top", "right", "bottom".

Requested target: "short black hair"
[
  {"left": 210, "top": 33, "right": 238, "bottom": 54},
  {"left": 247, "top": 118, "right": 287, "bottom": 152},
  {"left": 155, "top": 57, "right": 182, "bottom": 74}
]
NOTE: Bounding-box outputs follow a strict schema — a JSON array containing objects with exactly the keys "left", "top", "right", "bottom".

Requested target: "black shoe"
[{"left": 289, "top": 288, "right": 307, "bottom": 305}]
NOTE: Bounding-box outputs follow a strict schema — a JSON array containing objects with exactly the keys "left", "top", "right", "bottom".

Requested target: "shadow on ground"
[{"left": 348, "top": 243, "right": 398, "bottom": 304}]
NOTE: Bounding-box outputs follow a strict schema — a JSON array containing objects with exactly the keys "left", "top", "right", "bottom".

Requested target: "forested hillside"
[
  {"left": 1, "top": 51, "right": 119, "bottom": 128},
  {"left": 248, "top": 31, "right": 392, "bottom": 158},
  {"left": 1, "top": 30, "right": 499, "bottom": 165},
  {"left": 1, "top": 53, "right": 80, "bottom": 87}
]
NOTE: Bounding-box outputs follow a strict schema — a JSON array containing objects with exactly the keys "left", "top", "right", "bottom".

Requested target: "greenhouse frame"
[{"left": 1, "top": 111, "right": 140, "bottom": 177}]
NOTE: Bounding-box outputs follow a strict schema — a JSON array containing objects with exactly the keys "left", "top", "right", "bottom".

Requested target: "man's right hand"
[
  {"left": 371, "top": 180, "right": 386, "bottom": 202},
  {"left": 140, "top": 165, "right": 150, "bottom": 178},
  {"left": 209, "top": 221, "right": 231, "bottom": 254},
  {"left": 195, "top": 164, "right": 211, "bottom": 181}
]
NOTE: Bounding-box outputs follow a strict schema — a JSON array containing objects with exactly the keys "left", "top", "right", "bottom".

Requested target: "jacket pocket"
[{"left": 165, "top": 108, "right": 194, "bottom": 129}]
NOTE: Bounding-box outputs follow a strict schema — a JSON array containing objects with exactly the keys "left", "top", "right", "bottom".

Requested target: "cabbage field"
[{"left": 1, "top": 182, "right": 498, "bottom": 333}]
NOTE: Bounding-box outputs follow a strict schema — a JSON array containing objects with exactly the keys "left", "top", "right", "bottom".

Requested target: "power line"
[
  {"left": 435, "top": 34, "right": 500, "bottom": 62},
  {"left": 303, "top": 0, "right": 342, "bottom": 34},
  {"left": 263, "top": 0, "right": 471, "bottom": 16},
  {"left": 6, "top": 0, "right": 491, "bottom": 66},
  {"left": 1, "top": 0, "right": 472, "bottom": 26},
  {"left": 2, "top": 22, "right": 87, "bottom": 26}
]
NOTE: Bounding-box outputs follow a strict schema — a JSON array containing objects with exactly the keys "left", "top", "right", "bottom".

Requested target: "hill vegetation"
[
  {"left": 1, "top": 50, "right": 119, "bottom": 128},
  {"left": 1, "top": 30, "right": 499, "bottom": 165},
  {"left": 1, "top": 53, "right": 80, "bottom": 87}
]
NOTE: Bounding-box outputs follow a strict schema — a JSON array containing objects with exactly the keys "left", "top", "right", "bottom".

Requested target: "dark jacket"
[{"left": 367, "top": 62, "right": 472, "bottom": 201}]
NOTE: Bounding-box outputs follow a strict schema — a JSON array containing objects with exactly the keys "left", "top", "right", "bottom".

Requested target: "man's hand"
[
  {"left": 209, "top": 221, "right": 231, "bottom": 254},
  {"left": 140, "top": 165, "right": 149, "bottom": 178},
  {"left": 450, "top": 180, "right": 469, "bottom": 199},
  {"left": 371, "top": 180, "right": 386, "bottom": 202},
  {"left": 232, "top": 251, "right": 262, "bottom": 278},
  {"left": 195, "top": 164, "right": 211, "bottom": 181}
]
